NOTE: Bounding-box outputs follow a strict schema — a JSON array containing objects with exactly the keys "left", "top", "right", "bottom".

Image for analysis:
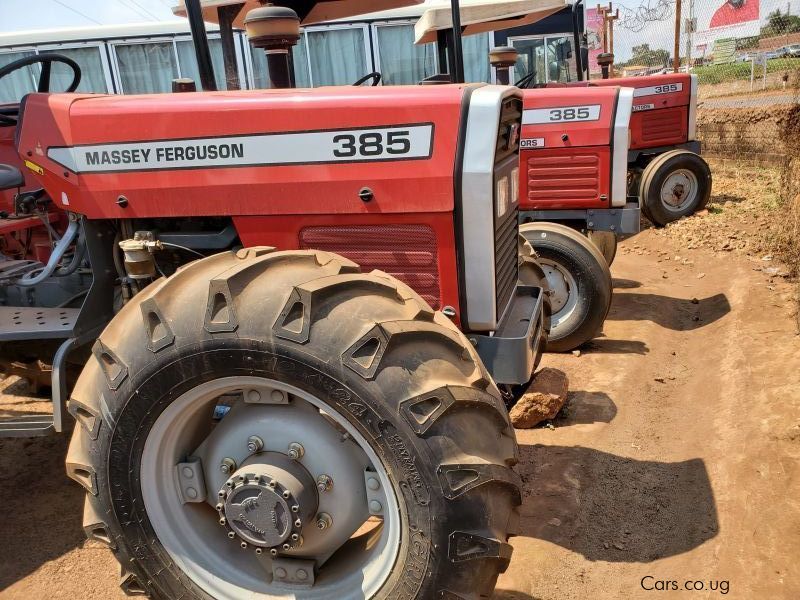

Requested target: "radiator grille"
[
  {"left": 299, "top": 224, "right": 440, "bottom": 309},
  {"left": 526, "top": 153, "right": 601, "bottom": 202},
  {"left": 495, "top": 207, "right": 519, "bottom": 318},
  {"left": 641, "top": 107, "right": 686, "bottom": 144}
]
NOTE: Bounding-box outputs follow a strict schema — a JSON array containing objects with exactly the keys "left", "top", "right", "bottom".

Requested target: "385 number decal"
[
  {"left": 549, "top": 107, "right": 592, "bottom": 121},
  {"left": 333, "top": 131, "right": 412, "bottom": 158},
  {"left": 634, "top": 82, "right": 684, "bottom": 97},
  {"left": 522, "top": 104, "right": 601, "bottom": 124}
]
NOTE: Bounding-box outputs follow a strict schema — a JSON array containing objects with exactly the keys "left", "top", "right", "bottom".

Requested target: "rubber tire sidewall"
[
  {"left": 521, "top": 223, "right": 612, "bottom": 352},
  {"left": 640, "top": 150, "right": 712, "bottom": 227},
  {"left": 586, "top": 230, "right": 618, "bottom": 266}
]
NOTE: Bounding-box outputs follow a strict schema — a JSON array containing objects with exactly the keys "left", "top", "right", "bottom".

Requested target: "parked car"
[{"left": 778, "top": 44, "right": 800, "bottom": 58}]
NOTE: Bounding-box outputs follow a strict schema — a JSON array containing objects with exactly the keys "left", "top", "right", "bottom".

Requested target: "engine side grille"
[
  {"left": 526, "top": 153, "right": 601, "bottom": 202},
  {"left": 299, "top": 224, "right": 440, "bottom": 309},
  {"left": 495, "top": 207, "right": 518, "bottom": 318},
  {"left": 641, "top": 107, "right": 687, "bottom": 144}
]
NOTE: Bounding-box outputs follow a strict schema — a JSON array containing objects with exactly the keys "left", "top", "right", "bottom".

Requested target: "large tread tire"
[
  {"left": 65, "top": 247, "right": 521, "bottom": 600},
  {"left": 520, "top": 223, "right": 611, "bottom": 352},
  {"left": 586, "top": 230, "right": 618, "bottom": 266},
  {"left": 639, "top": 150, "right": 712, "bottom": 227}
]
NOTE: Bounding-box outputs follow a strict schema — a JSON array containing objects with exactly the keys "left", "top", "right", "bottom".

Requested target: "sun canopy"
[
  {"left": 172, "top": 0, "right": 424, "bottom": 27},
  {"left": 414, "top": 0, "right": 568, "bottom": 44}
]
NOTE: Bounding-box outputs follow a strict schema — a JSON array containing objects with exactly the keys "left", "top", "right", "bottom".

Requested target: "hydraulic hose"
[
  {"left": 54, "top": 229, "right": 87, "bottom": 277},
  {"left": 17, "top": 219, "right": 80, "bottom": 287}
]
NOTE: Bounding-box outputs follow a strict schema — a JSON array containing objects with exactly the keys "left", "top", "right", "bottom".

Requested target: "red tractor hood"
[{"left": 16, "top": 86, "right": 468, "bottom": 220}]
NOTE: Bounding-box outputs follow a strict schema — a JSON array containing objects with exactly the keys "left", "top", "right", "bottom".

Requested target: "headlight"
[{"left": 496, "top": 175, "right": 510, "bottom": 219}]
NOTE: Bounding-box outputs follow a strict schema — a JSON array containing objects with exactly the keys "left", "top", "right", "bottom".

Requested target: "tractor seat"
[{"left": 0, "top": 164, "right": 23, "bottom": 191}]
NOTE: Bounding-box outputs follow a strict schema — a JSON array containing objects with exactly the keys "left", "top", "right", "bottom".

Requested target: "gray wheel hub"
[{"left": 218, "top": 458, "right": 317, "bottom": 550}]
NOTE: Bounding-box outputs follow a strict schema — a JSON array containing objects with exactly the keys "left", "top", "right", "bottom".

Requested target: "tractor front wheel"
[
  {"left": 586, "top": 230, "right": 618, "bottom": 266},
  {"left": 66, "top": 247, "right": 521, "bottom": 599},
  {"left": 640, "top": 150, "right": 712, "bottom": 226},
  {"left": 521, "top": 223, "right": 612, "bottom": 352}
]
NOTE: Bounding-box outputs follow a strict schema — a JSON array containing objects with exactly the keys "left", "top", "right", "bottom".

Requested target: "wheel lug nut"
[
  {"left": 294, "top": 519, "right": 302, "bottom": 528},
  {"left": 216, "top": 503, "right": 223, "bottom": 511},
  {"left": 240, "top": 541, "right": 248, "bottom": 549},
  {"left": 291, "top": 505, "right": 299, "bottom": 513},
  {"left": 287, "top": 442, "right": 304, "bottom": 460},
  {"left": 270, "top": 548, "right": 278, "bottom": 556},
  {"left": 219, "top": 517, "right": 226, "bottom": 525},
  {"left": 291, "top": 533, "right": 299, "bottom": 541},
  {"left": 282, "top": 543, "right": 291, "bottom": 550},
  {"left": 316, "top": 474, "right": 333, "bottom": 493},
  {"left": 228, "top": 531, "right": 236, "bottom": 539},
  {"left": 255, "top": 548, "right": 263, "bottom": 555},
  {"left": 247, "top": 435, "right": 264, "bottom": 453},
  {"left": 219, "top": 457, "right": 236, "bottom": 475},
  {"left": 316, "top": 513, "right": 333, "bottom": 531},
  {"left": 282, "top": 490, "right": 290, "bottom": 499}
]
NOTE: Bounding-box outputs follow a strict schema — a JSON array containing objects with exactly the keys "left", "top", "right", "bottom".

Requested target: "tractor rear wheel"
[
  {"left": 520, "top": 223, "right": 612, "bottom": 352},
  {"left": 65, "top": 248, "right": 521, "bottom": 599},
  {"left": 640, "top": 150, "right": 712, "bottom": 226},
  {"left": 586, "top": 230, "right": 618, "bottom": 266}
]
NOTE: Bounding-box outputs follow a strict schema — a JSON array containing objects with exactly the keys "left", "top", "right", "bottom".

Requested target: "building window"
[
  {"left": 115, "top": 42, "right": 178, "bottom": 93},
  {"left": 374, "top": 23, "right": 437, "bottom": 85},
  {"left": 42, "top": 46, "right": 108, "bottom": 93},
  {"left": 463, "top": 32, "right": 491, "bottom": 83},
  {"left": 175, "top": 38, "right": 228, "bottom": 90},
  {"left": 306, "top": 27, "right": 367, "bottom": 86},
  {"left": 0, "top": 51, "right": 36, "bottom": 103}
]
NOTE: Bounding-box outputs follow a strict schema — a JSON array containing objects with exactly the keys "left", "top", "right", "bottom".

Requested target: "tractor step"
[
  {"left": 0, "top": 307, "right": 80, "bottom": 341},
  {"left": 0, "top": 414, "right": 55, "bottom": 438}
]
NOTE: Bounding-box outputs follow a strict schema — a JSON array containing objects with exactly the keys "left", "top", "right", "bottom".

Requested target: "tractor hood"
[{"left": 15, "top": 86, "right": 472, "bottom": 220}]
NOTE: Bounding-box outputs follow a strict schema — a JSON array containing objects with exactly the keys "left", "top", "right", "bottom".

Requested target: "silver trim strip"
[
  {"left": 460, "top": 84, "right": 519, "bottom": 331},
  {"left": 688, "top": 74, "right": 698, "bottom": 141},
  {"left": 612, "top": 87, "right": 634, "bottom": 208}
]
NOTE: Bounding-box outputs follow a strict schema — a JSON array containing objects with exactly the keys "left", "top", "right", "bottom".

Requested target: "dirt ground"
[{"left": 1, "top": 167, "right": 799, "bottom": 599}]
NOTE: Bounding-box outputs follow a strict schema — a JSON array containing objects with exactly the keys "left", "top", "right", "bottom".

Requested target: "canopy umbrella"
[
  {"left": 173, "top": 0, "right": 424, "bottom": 27},
  {"left": 414, "top": 0, "right": 567, "bottom": 44}
]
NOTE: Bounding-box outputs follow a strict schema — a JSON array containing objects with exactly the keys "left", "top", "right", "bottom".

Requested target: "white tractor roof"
[
  {"left": 414, "top": 0, "right": 568, "bottom": 44},
  {"left": 172, "top": 0, "right": 424, "bottom": 27}
]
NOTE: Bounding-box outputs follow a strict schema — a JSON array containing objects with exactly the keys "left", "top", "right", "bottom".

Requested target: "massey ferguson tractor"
[{"left": 0, "top": 1, "right": 553, "bottom": 598}]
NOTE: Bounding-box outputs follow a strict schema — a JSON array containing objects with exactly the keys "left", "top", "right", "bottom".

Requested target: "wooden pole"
[
  {"left": 674, "top": 0, "right": 682, "bottom": 72},
  {"left": 608, "top": 8, "right": 618, "bottom": 77}
]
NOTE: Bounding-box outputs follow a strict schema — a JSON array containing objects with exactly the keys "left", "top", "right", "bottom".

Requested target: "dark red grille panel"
[
  {"left": 640, "top": 107, "right": 686, "bottom": 144},
  {"left": 299, "top": 224, "right": 440, "bottom": 309},
  {"left": 527, "top": 152, "right": 601, "bottom": 202}
]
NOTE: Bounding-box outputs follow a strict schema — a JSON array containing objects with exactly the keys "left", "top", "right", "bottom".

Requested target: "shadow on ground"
[
  {"left": 583, "top": 338, "right": 649, "bottom": 355},
  {"left": 493, "top": 592, "right": 542, "bottom": 599},
  {"left": 554, "top": 391, "right": 617, "bottom": 426},
  {"left": 515, "top": 444, "right": 718, "bottom": 563},
  {"left": 608, "top": 291, "right": 731, "bottom": 330},
  {"left": 612, "top": 278, "right": 642, "bottom": 289},
  {"left": 0, "top": 433, "right": 84, "bottom": 591}
]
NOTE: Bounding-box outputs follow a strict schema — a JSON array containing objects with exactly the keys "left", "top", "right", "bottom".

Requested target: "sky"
[{"left": 1, "top": 0, "right": 796, "bottom": 62}]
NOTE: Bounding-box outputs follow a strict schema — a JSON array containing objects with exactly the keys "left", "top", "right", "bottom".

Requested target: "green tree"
[
  {"left": 620, "top": 43, "right": 671, "bottom": 67},
  {"left": 761, "top": 9, "right": 800, "bottom": 36}
]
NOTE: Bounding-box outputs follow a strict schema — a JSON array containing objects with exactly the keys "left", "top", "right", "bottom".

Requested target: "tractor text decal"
[
  {"left": 47, "top": 124, "right": 434, "bottom": 174},
  {"left": 633, "top": 82, "right": 683, "bottom": 97},
  {"left": 522, "top": 105, "right": 602, "bottom": 124}
]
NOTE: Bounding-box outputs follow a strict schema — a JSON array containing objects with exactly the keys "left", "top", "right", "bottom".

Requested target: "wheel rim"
[
  {"left": 140, "top": 376, "right": 401, "bottom": 599},
  {"left": 539, "top": 258, "right": 579, "bottom": 328},
  {"left": 659, "top": 168, "right": 699, "bottom": 213}
]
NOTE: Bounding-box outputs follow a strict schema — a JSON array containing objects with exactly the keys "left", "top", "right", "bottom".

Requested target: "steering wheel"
[
  {"left": 0, "top": 54, "right": 81, "bottom": 126},
  {"left": 352, "top": 72, "right": 382, "bottom": 87}
]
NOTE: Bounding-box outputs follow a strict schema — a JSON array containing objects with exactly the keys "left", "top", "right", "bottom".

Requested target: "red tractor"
[{"left": 0, "top": 1, "right": 552, "bottom": 598}]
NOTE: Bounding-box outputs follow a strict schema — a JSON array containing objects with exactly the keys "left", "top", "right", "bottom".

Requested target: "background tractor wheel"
[
  {"left": 639, "top": 150, "right": 712, "bottom": 226},
  {"left": 65, "top": 248, "right": 521, "bottom": 600},
  {"left": 521, "top": 223, "right": 612, "bottom": 352},
  {"left": 517, "top": 234, "right": 551, "bottom": 373},
  {"left": 586, "top": 230, "right": 618, "bottom": 266}
]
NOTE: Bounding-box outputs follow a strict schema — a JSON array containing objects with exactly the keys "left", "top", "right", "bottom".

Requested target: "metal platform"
[
  {"left": 0, "top": 307, "right": 80, "bottom": 341},
  {"left": 0, "top": 415, "right": 54, "bottom": 437}
]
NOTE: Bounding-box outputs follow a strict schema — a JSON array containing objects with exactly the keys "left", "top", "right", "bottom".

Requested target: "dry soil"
[{"left": 1, "top": 170, "right": 799, "bottom": 599}]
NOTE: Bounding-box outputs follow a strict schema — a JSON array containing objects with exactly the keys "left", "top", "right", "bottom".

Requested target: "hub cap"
[
  {"left": 218, "top": 460, "right": 317, "bottom": 550},
  {"left": 539, "top": 258, "right": 579, "bottom": 328},
  {"left": 660, "top": 169, "right": 699, "bottom": 212}
]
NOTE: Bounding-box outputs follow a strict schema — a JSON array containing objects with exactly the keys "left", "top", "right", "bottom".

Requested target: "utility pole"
[
  {"left": 596, "top": 3, "right": 618, "bottom": 77},
  {"left": 673, "top": 0, "right": 683, "bottom": 72},
  {"left": 607, "top": 5, "right": 619, "bottom": 77}
]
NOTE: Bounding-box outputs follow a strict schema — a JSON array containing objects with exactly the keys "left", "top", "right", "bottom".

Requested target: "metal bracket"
[
  {"left": 176, "top": 458, "right": 207, "bottom": 504},
  {"left": 364, "top": 468, "right": 386, "bottom": 516},
  {"left": 272, "top": 557, "right": 316, "bottom": 588}
]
